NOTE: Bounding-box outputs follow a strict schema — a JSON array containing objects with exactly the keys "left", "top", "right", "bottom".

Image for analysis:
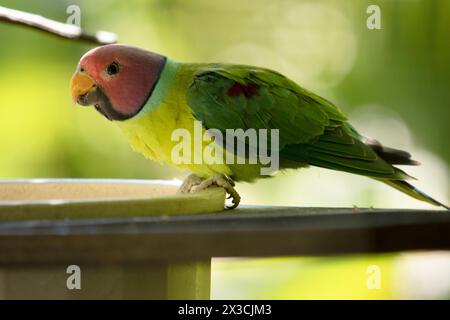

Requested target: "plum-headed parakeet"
[{"left": 70, "top": 44, "right": 448, "bottom": 209}]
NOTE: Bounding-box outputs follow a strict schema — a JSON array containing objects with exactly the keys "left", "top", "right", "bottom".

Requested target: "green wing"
[
  {"left": 186, "top": 64, "right": 345, "bottom": 147},
  {"left": 186, "top": 64, "right": 409, "bottom": 180}
]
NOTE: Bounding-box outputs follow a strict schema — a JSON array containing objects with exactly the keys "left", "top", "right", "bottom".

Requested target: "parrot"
[{"left": 70, "top": 44, "right": 448, "bottom": 210}]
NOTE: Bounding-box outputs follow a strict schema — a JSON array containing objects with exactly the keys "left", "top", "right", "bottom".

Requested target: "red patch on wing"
[{"left": 227, "top": 83, "right": 259, "bottom": 98}]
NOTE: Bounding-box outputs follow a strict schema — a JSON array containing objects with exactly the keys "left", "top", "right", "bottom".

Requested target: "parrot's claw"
[
  {"left": 178, "top": 174, "right": 240, "bottom": 209},
  {"left": 194, "top": 175, "right": 240, "bottom": 209}
]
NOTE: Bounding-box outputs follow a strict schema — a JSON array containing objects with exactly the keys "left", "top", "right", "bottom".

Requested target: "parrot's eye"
[{"left": 106, "top": 62, "right": 120, "bottom": 76}]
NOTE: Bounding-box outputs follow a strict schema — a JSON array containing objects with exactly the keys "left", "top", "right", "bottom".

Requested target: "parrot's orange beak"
[{"left": 70, "top": 71, "right": 96, "bottom": 104}]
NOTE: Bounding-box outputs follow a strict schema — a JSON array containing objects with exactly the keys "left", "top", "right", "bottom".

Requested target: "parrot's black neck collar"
[{"left": 130, "top": 56, "right": 167, "bottom": 120}]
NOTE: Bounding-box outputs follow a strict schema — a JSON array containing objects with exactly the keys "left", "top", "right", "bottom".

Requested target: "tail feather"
[
  {"left": 381, "top": 179, "right": 449, "bottom": 210},
  {"left": 366, "top": 138, "right": 420, "bottom": 166}
]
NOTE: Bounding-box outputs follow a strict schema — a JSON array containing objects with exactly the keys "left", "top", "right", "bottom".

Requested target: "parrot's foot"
[
  {"left": 195, "top": 175, "right": 240, "bottom": 209},
  {"left": 177, "top": 174, "right": 240, "bottom": 209},
  {"left": 177, "top": 174, "right": 204, "bottom": 194}
]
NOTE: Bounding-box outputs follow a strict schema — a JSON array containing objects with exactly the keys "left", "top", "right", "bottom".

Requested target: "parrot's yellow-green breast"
[{"left": 116, "top": 59, "right": 233, "bottom": 178}]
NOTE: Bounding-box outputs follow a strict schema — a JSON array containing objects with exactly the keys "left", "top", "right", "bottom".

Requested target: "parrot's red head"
[{"left": 70, "top": 44, "right": 166, "bottom": 121}]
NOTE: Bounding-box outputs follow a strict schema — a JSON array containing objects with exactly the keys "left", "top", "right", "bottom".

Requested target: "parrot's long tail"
[
  {"left": 371, "top": 142, "right": 449, "bottom": 210},
  {"left": 381, "top": 179, "right": 449, "bottom": 210}
]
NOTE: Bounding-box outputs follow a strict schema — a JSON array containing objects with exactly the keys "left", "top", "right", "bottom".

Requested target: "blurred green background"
[{"left": 0, "top": 0, "right": 449, "bottom": 299}]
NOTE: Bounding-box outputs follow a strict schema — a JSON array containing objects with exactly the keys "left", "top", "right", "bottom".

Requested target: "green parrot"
[{"left": 70, "top": 44, "right": 448, "bottom": 209}]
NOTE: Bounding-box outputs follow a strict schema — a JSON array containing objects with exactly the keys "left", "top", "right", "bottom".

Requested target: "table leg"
[{"left": 0, "top": 259, "right": 211, "bottom": 299}]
